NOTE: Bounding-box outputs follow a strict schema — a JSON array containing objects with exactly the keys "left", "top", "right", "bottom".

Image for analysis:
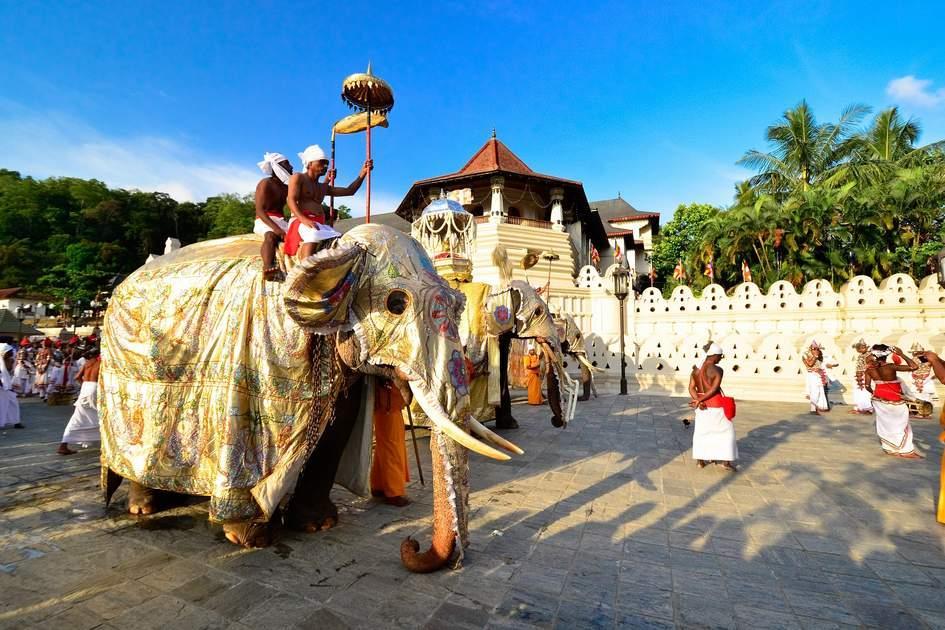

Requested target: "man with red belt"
[
  {"left": 689, "top": 342, "right": 737, "bottom": 471},
  {"left": 255, "top": 152, "right": 293, "bottom": 281},
  {"left": 864, "top": 345, "right": 922, "bottom": 459},
  {"left": 286, "top": 145, "right": 370, "bottom": 260}
]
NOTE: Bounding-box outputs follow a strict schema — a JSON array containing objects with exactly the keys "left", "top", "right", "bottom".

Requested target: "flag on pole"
[
  {"left": 741, "top": 260, "right": 752, "bottom": 283},
  {"left": 648, "top": 267, "right": 656, "bottom": 287},
  {"left": 703, "top": 258, "right": 714, "bottom": 281},
  {"left": 615, "top": 243, "right": 622, "bottom": 262},
  {"left": 672, "top": 259, "right": 686, "bottom": 281},
  {"left": 590, "top": 244, "right": 600, "bottom": 270}
]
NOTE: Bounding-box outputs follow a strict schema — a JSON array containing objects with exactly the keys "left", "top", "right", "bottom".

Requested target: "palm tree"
[{"left": 738, "top": 101, "right": 869, "bottom": 197}]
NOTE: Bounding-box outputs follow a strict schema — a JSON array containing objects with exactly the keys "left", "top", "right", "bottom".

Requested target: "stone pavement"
[{"left": 1, "top": 393, "right": 944, "bottom": 629}]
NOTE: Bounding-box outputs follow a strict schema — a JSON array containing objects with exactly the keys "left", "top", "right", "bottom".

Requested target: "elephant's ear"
[{"left": 283, "top": 242, "right": 368, "bottom": 333}]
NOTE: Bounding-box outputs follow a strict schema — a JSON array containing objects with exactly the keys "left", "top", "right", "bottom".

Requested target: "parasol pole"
[
  {"left": 366, "top": 101, "right": 372, "bottom": 223},
  {"left": 329, "top": 129, "right": 336, "bottom": 225}
]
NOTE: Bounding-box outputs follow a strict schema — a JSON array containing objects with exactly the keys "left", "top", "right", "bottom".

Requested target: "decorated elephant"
[
  {"left": 553, "top": 311, "right": 600, "bottom": 401},
  {"left": 99, "top": 224, "right": 521, "bottom": 573}
]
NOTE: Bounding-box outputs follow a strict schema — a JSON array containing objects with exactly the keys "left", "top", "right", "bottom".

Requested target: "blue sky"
[{"left": 1, "top": 1, "right": 943, "bottom": 220}]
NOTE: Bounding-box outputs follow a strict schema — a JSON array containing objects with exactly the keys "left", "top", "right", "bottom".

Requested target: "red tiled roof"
[
  {"left": 609, "top": 213, "right": 660, "bottom": 222},
  {"left": 456, "top": 137, "right": 534, "bottom": 176},
  {"left": 0, "top": 288, "right": 22, "bottom": 299}
]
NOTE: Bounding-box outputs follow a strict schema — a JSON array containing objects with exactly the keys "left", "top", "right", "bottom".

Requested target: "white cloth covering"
[
  {"left": 0, "top": 345, "right": 20, "bottom": 427},
  {"left": 295, "top": 219, "right": 341, "bottom": 243},
  {"left": 852, "top": 383, "right": 873, "bottom": 412},
  {"left": 253, "top": 216, "right": 290, "bottom": 236},
  {"left": 257, "top": 152, "right": 292, "bottom": 185},
  {"left": 806, "top": 371, "right": 828, "bottom": 411},
  {"left": 692, "top": 406, "right": 737, "bottom": 461},
  {"left": 47, "top": 363, "right": 79, "bottom": 394},
  {"left": 873, "top": 399, "right": 915, "bottom": 454},
  {"left": 61, "top": 381, "right": 100, "bottom": 443},
  {"left": 706, "top": 342, "right": 723, "bottom": 357},
  {"left": 13, "top": 362, "right": 33, "bottom": 395}
]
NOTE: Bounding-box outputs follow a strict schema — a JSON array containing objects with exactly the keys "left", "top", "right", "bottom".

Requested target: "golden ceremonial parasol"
[
  {"left": 329, "top": 112, "right": 389, "bottom": 224},
  {"left": 341, "top": 62, "right": 395, "bottom": 223}
]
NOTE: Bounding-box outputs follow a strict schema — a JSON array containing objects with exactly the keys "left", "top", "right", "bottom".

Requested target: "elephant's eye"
[
  {"left": 386, "top": 290, "right": 409, "bottom": 315},
  {"left": 534, "top": 306, "right": 543, "bottom": 318}
]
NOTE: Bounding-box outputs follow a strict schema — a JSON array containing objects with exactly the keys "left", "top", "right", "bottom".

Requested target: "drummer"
[{"left": 286, "top": 145, "right": 372, "bottom": 259}]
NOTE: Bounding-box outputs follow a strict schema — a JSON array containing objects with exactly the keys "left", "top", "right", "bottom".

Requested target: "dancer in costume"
[
  {"left": 865, "top": 345, "right": 921, "bottom": 459},
  {"left": 0, "top": 344, "right": 23, "bottom": 428},
  {"left": 286, "top": 145, "right": 370, "bottom": 259},
  {"left": 13, "top": 341, "right": 34, "bottom": 397},
  {"left": 905, "top": 343, "right": 935, "bottom": 415},
  {"left": 802, "top": 341, "right": 830, "bottom": 415},
  {"left": 524, "top": 345, "right": 543, "bottom": 405},
  {"left": 850, "top": 339, "right": 873, "bottom": 415},
  {"left": 689, "top": 342, "right": 737, "bottom": 471},
  {"left": 58, "top": 347, "right": 101, "bottom": 455},
  {"left": 34, "top": 338, "right": 52, "bottom": 400},
  {"left": 370, "top": 378, "right": 410, "bottom": 507},
  {"left": 255, "top": 152, "right": 293, "bottom": 280}
]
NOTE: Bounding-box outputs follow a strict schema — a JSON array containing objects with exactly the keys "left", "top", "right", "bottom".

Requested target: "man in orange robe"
[
  {"left": 370, "top": 378, "right": 410, "bottom": 506},
  {"left": 524, "top": 346, "right": 543, "bottom": 405}
]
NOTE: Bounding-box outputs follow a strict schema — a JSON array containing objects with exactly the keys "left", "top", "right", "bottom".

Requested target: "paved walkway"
[{"left": 1, "top": 393, "right": 944, "bottom": 629}]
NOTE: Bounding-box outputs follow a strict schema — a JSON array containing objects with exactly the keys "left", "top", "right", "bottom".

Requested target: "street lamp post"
[
  {"left": 72, "top": 300, "right": 82, "bottom": 333},
  {"left": 612, "top": 264, "right": 631, "bottom": 396},
  {"left": 15, "top": 306, "right": 24, "bottom": 341}
]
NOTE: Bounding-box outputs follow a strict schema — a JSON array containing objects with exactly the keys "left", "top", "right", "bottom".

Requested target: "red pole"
[
  {"left": 329, "top": 131, "right": 336, "bottom": 225},
  {"left": 365, "top": 106, "right": 372, "bottom": 223}
]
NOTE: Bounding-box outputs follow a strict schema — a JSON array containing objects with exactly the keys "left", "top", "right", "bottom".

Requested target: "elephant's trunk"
[
  {"left": 539, "top": 342, "right": 565, "bottom": 427},
  {"left": 400, "top": 430, "right": 457, "bottom": 573}
]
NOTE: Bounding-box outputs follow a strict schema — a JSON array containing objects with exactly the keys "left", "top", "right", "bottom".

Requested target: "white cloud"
[
  {"left": 0, "top": 103, "right": 259, "bottom": 202},
  {"left": 886, "top": 75, "right": 945, "bottom": 108}
]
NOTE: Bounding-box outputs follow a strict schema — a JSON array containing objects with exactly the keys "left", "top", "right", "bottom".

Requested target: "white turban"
[
  {"left": 298, "top": 145, "right": 328, "bottom": 168},
  {"left": 871, "top": 345, "right": 891, "bottom": 359},
  {"left": 257, "top": 152, "right": 292, "bottom": 185},
  {"left": 706, "top": 342, "right": 723, "bottom": 357}
]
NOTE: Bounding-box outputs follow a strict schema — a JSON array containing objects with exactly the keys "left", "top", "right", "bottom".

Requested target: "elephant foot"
[
  {"left": 285, "top": 500, "right": 339, "bottom": 533},
  {"left": 128, "top": 483, "right": 186, "bottom": 516},
  {"left": 128, "top": 481, "right": 158, "bottom": 515},
  {"left": 495, "top": 415, "right": 519, "bottom": 430},
  {"left": 223, "top": 522, "right": 272, "bottom": 548}
]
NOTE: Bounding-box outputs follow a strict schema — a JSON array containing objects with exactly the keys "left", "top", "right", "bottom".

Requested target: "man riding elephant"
[{"left": 99, "top": 224, "right": 521, "bottom": 573}]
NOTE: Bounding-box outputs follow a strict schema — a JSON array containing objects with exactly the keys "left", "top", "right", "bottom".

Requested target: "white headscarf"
[
  {"left": 0, "top": 343, "right": 14, "bottom": 390},
  {"left": 298, "top": 145, "right": 328, "bottom": 168},
  {"left": 871, "top": 345, "right": 891, "bottom": 359},
  {"left": 706, "top": 342, "right": 724, "bottom": 357},
  {"left": 257, "top": 152, "right": 292, "bottom": 185}
]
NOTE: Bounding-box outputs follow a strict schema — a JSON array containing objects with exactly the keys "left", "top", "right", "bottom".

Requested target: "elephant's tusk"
[
  {"left": 468, "top": 416, "right": 524, "bottom": 455},
  {"left": 408, "top": 383, "right": 510, "bottom": 461},
  {"left": 576, "top": 354, "right": 603, "bottom": 373}
]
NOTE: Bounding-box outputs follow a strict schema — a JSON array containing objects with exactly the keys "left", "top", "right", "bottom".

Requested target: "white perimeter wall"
[{"left": 542, "top": 266, "right": 945, "bottom": 404}]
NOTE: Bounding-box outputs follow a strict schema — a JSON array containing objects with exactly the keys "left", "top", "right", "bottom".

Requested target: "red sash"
[
  {"left": 873, "top": 381, "right": 903, "bottom": 402},
  {"left": 704, "top": 392, "right": 736, "bottom": 421}
]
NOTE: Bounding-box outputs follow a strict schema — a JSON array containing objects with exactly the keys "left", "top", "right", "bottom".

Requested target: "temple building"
[{"left": 389, "top": 133, "right": 662, "bottom": 292}]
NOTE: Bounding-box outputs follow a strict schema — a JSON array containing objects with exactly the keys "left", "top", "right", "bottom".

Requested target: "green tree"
[
  {"left": 204, "top": 193, "right": 254, "bottom": 238},
  {"left": 650, "top": 203, "right": 718, "bottom": 293},
  {"left": 336, "top": 204, "right": 353, "bottom": 220}
]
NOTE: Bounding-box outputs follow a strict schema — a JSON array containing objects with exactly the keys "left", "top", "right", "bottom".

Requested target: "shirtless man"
[
  {"left": 688, "top": 342, "right": 737, "bottom": 471},
  {"left": 255, "top": 152, "right": 293, "bottom": 280},
  {"left": 864, "top": 345, "right": 921, "bottom": 459},
  {"left": 289, "top": 144, "right": 371, "bottom": 259},
  {"left": 58, "top": 346, "right": 102, "bottom": 455}
]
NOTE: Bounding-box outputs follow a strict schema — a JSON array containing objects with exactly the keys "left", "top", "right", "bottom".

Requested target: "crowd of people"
[{"left": 0, "top": 332, "right": 103, "bottom": 455}]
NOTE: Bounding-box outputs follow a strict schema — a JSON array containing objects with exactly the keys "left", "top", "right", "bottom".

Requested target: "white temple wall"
[{"left": 546, "top": 268, "right": 945, "bottom": 405}]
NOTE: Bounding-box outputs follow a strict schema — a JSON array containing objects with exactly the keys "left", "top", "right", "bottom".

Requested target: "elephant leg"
[
  {"left": 223, "top": 521, "right": 272, "bottom": 548},
  {"left": 286, "top": 376, "right": 364, "bottom": 532},
  {"left": 546, "top": 369, "right": 565, "bottom": 428},
  {"left": 128, "top": 481, "right": 158, "bottom": 515},
  {"left": 103, "top": 466, "right": 124, "bottom": 507},
  {"left": 127, "top": 481, "right": 187, "bottom": 516},
  {"left": 494, "top": 333, "right": 518, "bottom": 430}
]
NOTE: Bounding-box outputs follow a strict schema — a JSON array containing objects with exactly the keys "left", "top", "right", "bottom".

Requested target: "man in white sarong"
[
  {"left": 865, "top": 345, "right": 922, "bottom": 459},
  {"left": 850, "top": 339, "right": 873, "bottom": 414},
  {"left": 0, "top": 344, "right": 23, "bottom": 428},
  {"left": 255, "top": 152, "right": 293, "bottom": 280},
  {"left": 58, "top": 347, "right": 101, "bottom": 454},
  {"left": 689, "top": 342, "right": 737, "bottom": 471},
  {"left": 802, "top": 340, "right": 829, "bottom": 415}
]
